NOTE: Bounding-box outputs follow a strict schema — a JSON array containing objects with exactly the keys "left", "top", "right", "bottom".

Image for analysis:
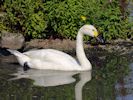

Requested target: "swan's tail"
[
  {"left": 7, "top": 49, "right": 30, "bottom": 60},
  {"left": 7, "top": 49, "right": 30, "bottom": 66},
  {"left": 7, "top": 49, "right": 23, "bottom": 57}
]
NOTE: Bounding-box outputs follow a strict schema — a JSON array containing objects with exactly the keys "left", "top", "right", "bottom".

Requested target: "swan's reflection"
[{"left": 10, "top": 68, "right": 91, "bottom": 100}]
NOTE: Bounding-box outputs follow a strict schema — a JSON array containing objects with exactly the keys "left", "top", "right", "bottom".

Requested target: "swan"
[{"left": 7, "top": 25, "right": 101, "bottom": 71}]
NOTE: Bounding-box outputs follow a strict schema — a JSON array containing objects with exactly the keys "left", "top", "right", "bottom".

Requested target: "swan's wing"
[{"left": 23, "top": 49, "right": 78, "bottom": 67}]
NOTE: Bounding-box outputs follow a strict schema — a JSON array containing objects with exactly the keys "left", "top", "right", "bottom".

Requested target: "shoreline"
[
  {"left": 24, "top": 38, "right": 133, "bottom": 54},
  {"left": 0, "top": 38, "right": 132, "bottom": 64}
]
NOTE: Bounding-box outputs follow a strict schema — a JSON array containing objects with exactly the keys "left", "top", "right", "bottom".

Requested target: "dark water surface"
[{"left": 0, "top": 47, "right": 132, "bottom": 100}]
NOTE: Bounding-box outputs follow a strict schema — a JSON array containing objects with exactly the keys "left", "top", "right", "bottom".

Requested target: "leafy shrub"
[
  {"left": 92, "top": 0, "right": 133, "bottom": 40},
  {"left": 45, "top": 0, "right": 132, "bottom": 40},
  {"left": 1, "top": 0, "right": 133, "bottom": 40},
  {"left": 3, "top": 0, "right": 47, "bottom": 38},
  {"left": 45, "top": 0, "right": 91, "bottom": 39}
]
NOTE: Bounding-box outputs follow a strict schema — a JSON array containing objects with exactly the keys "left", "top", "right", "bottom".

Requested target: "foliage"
[
  {"left": 45, "top": 0, "right": 86, "bottom": 39},
  {"left": 45, "top": 0, "right": 133, "bottom": 40},
  {"left": 1, "top": 0, "right": 133, "bottom": 40},
  {"left": 3, "top": 0, "right": 47, "bottom": 38}
]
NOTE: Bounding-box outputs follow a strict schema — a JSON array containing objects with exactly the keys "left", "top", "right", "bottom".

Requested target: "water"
[
  {"left": 115, "top": 63, "right": 133, "bottom": 100},
  {"left": 128, "top": 1, "right": 133, "bottom": 21},
  {"left": 0, "top": 47, "right": 132, "bottom": 100}
]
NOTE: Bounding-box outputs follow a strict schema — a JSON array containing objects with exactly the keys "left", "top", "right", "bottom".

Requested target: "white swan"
[{"left": 7, "top": 25, "right": 100, "bottom": 71}]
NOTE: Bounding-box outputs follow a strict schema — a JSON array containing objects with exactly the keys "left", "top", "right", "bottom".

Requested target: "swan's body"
[
  {"left": 8, "top": 25, "right": 99, "bottom": 71},
  {"left": 23, "top": 49, "right": 81, "bottom": 70}
]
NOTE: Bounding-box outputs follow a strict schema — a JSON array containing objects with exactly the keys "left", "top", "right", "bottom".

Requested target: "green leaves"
[
  {"left": 1, "top": 0, "right": 133, "bottom": 40},
  {"left": 3, "top": 0, "right": 46, "bottom": 38},
  {"left": 45, "top": 0, "right": 132, "bottom": 40}
]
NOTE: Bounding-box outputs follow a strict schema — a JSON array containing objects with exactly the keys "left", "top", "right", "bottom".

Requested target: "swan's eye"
[{"left": 92, "top": 29, "right": 95, "bottom": 32}]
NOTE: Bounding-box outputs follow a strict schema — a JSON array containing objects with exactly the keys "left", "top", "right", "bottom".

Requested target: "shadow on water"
[{"left": 0, "top": 46, "right": 132, "bottom": 100}]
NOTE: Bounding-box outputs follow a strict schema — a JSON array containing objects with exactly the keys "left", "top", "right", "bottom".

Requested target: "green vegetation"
[
  {"left": 1, "top": 0, "right": 46, "bottom": 38},
  {"left": 0, "top": 0, "right": 133, "bottom": 40}
]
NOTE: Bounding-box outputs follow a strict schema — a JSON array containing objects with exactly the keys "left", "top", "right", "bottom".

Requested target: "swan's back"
[{"left": 24, "top": 49, "right": 79, "bottom": 70}]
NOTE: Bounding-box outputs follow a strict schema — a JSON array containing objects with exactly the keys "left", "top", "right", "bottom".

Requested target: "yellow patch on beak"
[{"left": 94, "top": 31, "right": 99, "bottom": 37}]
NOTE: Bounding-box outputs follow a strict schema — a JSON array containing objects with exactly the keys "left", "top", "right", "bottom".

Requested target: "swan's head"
[
  {"left": 79, "top": 25, "right": 104, "bottom": 43},
  {"left": 79, "top": 25, "right": 98, "bottom": 37}
]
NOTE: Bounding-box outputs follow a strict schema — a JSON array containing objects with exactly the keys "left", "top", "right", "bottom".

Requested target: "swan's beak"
[
  {"left": 94, "top": 31, "right": 105, "bottom": 44},
  {"left": 96, "top": 34, "right": 105, "bottom": 44}
]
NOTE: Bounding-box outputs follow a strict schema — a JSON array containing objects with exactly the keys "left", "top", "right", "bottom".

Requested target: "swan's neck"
[{"left": 76, "top": 31, "right": 92, "bottom": 70}]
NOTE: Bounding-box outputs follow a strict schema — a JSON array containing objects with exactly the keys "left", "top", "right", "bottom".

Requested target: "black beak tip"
[{"left": 96, "top": 35, "right": 105, "bottom": 44}]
